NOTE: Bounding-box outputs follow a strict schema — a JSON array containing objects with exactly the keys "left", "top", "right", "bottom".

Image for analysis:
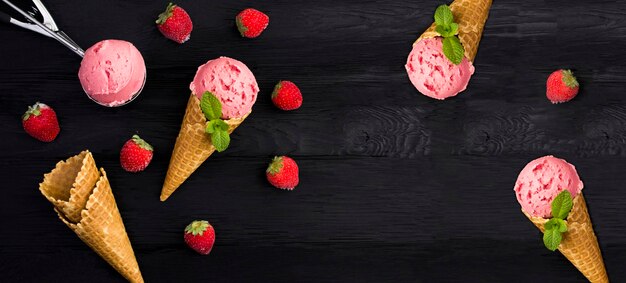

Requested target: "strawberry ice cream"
[
  {"left": 189, "top": 57, "right": 258, "bottom": 119},
  {"left": 78, "top": 40, "right": 146, "bottom": 107},
  {"left": 405, "top": 37, "right": 474, "bottom": 100},
  {"left": 514, "top": 155, "right": 584, "bottom": 218}
]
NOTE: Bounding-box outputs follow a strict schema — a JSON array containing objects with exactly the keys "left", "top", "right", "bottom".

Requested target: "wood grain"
[{"left": 1, "top": 0, "right": 626, "bottom": 282}]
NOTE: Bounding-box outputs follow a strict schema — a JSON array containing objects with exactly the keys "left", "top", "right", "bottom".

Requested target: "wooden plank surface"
[{"left": 1, "top": 0, "right": 625, "bottom": 281}]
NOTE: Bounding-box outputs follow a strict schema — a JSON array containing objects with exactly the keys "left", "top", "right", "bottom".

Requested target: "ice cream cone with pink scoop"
[
  {"left": 405, "top": 0, "right": 492, "bottom": 100},
  {"left": 514, "top": 156, "right": 608, "bottom": 283},
  {"left": 160, "top": 56, "right": 259, "bottom": 201}
]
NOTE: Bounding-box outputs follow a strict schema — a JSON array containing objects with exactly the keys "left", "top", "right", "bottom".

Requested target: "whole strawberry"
[
  {"left": 236, "top": 8, "right": 269, "bottom": 38},
  {"left": 546, "top": 69, "right": 579, "bottom": 104},
  {"left": 22, "top": 102, "right": 59, "bottom": 142},
  {"left": 272, "top": 81, "right": 303, "bottom": 111},
  {"left": 266, "top": 156, "right": 299, "bottom": 190},
  {"left": 184, "top": 220, "right": 216, "bottom": 255},
  {"left": 120, "top": 135, "right": 153, "bottom": 172},
  {"left": 156, "top": 3, "right": 193, "bottom": 44}
]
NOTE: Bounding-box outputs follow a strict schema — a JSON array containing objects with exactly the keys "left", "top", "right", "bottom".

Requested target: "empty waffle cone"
[
  {"left": 415, "top": 0, "right": 492, "bottom": 62},
  {"left": 39, "top": 150, "right": 100, "bottom": 223},
  {"left": 524, "top": 194, "right": 608, "bottom": 283},
  {"left": 39, "top": 151, "right": 143, "bottom": 283},
  {"left": 160, "top": 94, "right": 249, "bottom": 201}
]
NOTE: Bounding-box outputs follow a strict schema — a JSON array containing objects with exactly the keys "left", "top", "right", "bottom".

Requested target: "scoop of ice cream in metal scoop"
[{"left": 1, "top": 0, "right": 146, "bottom": 107}]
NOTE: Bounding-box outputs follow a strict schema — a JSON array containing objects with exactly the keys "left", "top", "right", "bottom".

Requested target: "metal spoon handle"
[{"left": 2, "top": 0, "right": 84, "bottom": 57}]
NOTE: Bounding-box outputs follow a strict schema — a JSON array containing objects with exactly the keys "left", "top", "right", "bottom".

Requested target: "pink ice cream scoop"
[
  {"left": 78, "top": 40, "right": 146, "bottom": 107},
  {"left": 514, "top": 155, "right": 584, "bottom": 218},
  {"left": 189, "top": 56, "right": 259, "bottom": 119},
  {"left": 405, "top": 37, "right": 475, "bottom": 100}
]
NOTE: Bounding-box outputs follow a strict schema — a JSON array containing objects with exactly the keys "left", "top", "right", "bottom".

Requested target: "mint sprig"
[
  {"left": 200, "top": 92, "right": 230, "bottom": 152},
  {"left": 433, "top": 4, "right": 465, "bottom": 65},
  {"left": 542, "top": 191, "right": 573, "bottom": 251}
]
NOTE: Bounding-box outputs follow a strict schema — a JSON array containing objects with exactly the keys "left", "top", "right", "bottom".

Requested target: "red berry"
[
  {"left": 266, "top": 156, "right": 299, "bottom": 190},
  {"left": 184, "top": 220, "right": 216, "bottom": 255},
  {"left": 120, "top": 135, "right": 153, "bottom": 172},
  {"left": 271, "top": 81, "right": 303, "bottom": 111},
  {"left": 236, "top": 8, "right": 269, "bottom": 38},
  {"left": 156, "top": 3, "right": 193, "bottom": 44},
  {"left": 22, "top": 102, "right": 60, "bottom": 142},
  {"left": 546, "top": 69, "right": 579, "bottom": 104}
]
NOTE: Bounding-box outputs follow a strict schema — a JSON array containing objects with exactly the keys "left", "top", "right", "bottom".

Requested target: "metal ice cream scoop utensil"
[{"left": 0, "top": 0, "right": 84, "bottom": 57}]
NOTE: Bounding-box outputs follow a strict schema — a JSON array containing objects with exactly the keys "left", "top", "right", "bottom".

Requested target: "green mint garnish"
[
  {"left": 434, "top": 4, "right": 453, "bottom": 27},
  {"left": 543, "top": 226, "right": 563, "bottom": 252},
  {"left": 205, "top": 119, "right": 228, "bottom": 134},
  {"left": 542, "top": 191, "right": 574, "bottom": 251},
  {"left": 201, "top": 91, "right": 222, "bottom": 121},
  {"left": 551, "top": 190, "right": 574, "bottom": 219},
  {"left": 201, "top": 92, "right": 231, "bottom": 152},
  {"left": 442, "top": 37, "right": 464, "bottom": 65},
  {"left": 211, "top": 129, "right": 230, "bottom": 152},
  {"left": 433, "top": 4, "right": 465, "bottom": 65}
]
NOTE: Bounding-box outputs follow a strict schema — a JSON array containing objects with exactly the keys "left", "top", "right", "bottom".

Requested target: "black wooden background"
[{"left": 1, "top": 0, "right": 625, "bottom": 282}]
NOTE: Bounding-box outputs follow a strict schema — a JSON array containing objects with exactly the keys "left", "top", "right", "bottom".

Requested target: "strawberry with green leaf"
[
  {"left": 22, "top": 102, "right": 60, "bottom": 142},
  {"left": 120, "top": 135, "right": 154, "bottom": 172},
  {"left": 156, "top": 3, "right": 193, "bottom": 44},
  {"left": 546, "top": 69, "right": 580, "bottom": 104},
  {"left": 266, "top": 156, "right": 299, "bottom": 190},
  {"left": 184, "top": 220, "right": 216, "bottom": 255},
  {"left": 236, "top": 8, "right": 269, "bottom": 38}
]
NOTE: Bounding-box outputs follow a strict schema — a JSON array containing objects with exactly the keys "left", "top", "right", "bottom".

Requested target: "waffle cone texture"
[
  {"left": 523, "top": 194, "right": 608, "bottom": 283},
  {"left": 39, "top": 151, "right": 143, "bottom": 283},
  {"left": 161, "top": 94, "right": 249, "bottom": 201},
  {"left": 415, "top": 0, "right": 492, "bottom": 62}
]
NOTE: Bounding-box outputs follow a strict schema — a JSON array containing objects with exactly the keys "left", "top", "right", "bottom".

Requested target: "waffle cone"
[
  {"left": 524, "top": 194, "right": 608, "bottom": 283},
  {"left": 415, "top": 0, "right": 492, "bottom": 62},
  {"left": 39, "top": 150, "right": 100, "bottom": 223},
  {"left": 160, "top": 94, "right": 249, "bottom": 201},
  {"left": 39, "top": 151, "right": 143, "bottom": 283}
]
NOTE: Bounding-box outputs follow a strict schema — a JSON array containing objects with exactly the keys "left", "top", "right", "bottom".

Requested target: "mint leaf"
[
  {"left": 206, "top": 119, "right": 229, "bottom": 134},
  {"left": 545, "top": 218, "right": 568, "bottom": 232},
  {"left": 442, "top": 36, "right": 465, "bottom": 65},
  {"left": 449, "top": 23, "right": 459, "bottom": 35},
  {"left": 434, "top": 5, "right": 453, "bottom": 28},
  {"left": 205, "top": 120, "right": 217, "bottom": 134},
  {"left": 200, "top": 92, "right": 222, "bottom": 121},
  {"left": 544, "top": 218, "right": 559, "bottom": 230},
  {"left": 436, "top": 23, "right": 459, "bottom": 38},
  {"left": 215, "top": 119, "right": 229, "bottom": 131},
  {"left": 436, "top": 25, "right": 455, "bottom": 37},
  {"left": 212, "top": 129, "right": 230, "bottom": 152},
  {"left": 555, "top": 218, "right": 568, "bottom": 233},
  {"left": 551, "top": 191, "right": 573, "bottom": 219},
  {"left": 543, "top": 227, "right": 562, "bottom": 251}
]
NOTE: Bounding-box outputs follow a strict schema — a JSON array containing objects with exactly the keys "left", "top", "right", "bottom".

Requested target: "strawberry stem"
[
  {"left": 22, "top": 102, "right": 45, "bottom": 120},
  {"left": 185, "top": 220, "right": 210, "bottom": 236},
  {"left": 271, "top": 82, "right": 283, "bottom": 99},
  {"left": 266, "top": 156, "right": 284, "bottom": 175},
  {"left": 132, "top": 135, "right": 153, "bottom": 151},
  {"left": 156, "top": 2, "right": 176, "bottom": 25},
  {"left": 561, "top": 70, "right": 579, "bottom": 88},
  {"left": 236, "top": 16, "right": 248, "bottom": 36}
]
